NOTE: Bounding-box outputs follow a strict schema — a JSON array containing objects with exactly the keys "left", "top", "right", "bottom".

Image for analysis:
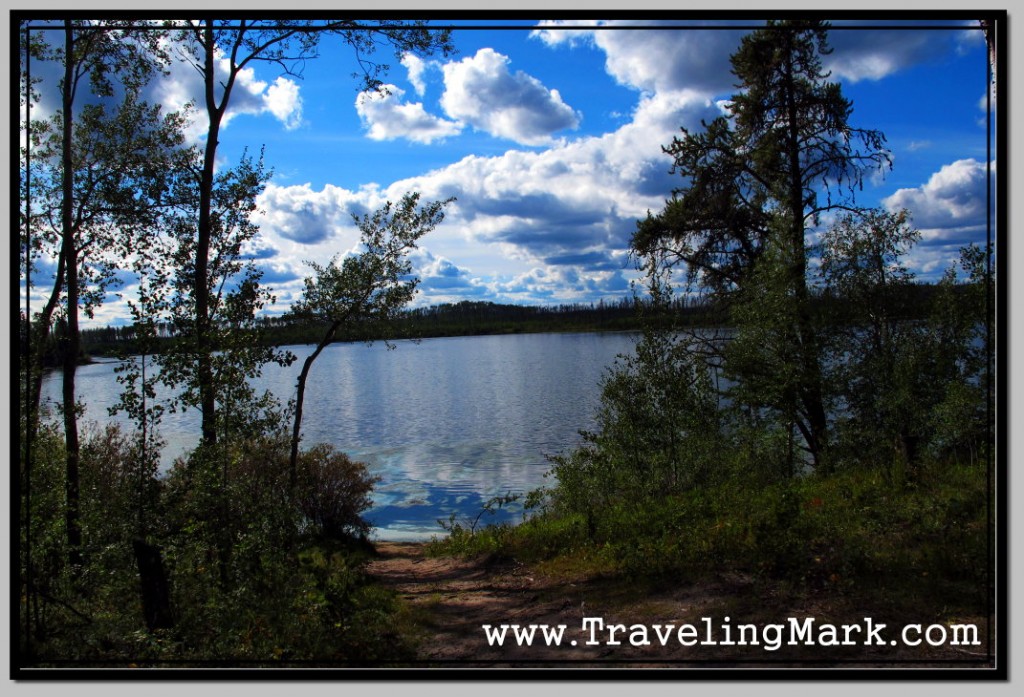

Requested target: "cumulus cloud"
[
  {"left": 534, "top": 19, "right": 970, "bottom": 94},
  {"left": 401, "top": 53, "right": 429, "bottom": 96},
  {"left": 254, "top": 132, "right": 658, "bottom": 306},
  {"left": 258, "top": 183, "right": 375, "bottom": 245},
  {"left": 530, "top": 20, "right": 603, "bottom": 49},
  {"left": 882, "top": 158, "right": 994, "bottom": 275},
  {"left": 355, "top": 85, "right": 462, "bottom": 144},
  {"left": 533, "top": 20, "right": 750, "bottom": 96},
  {"left": 827, "top": 29, "right": 934, "bottom": 82},
  {"left": 410, "top": 249, "right": 490, "bottom": 300},
  {"left": 440, "top": 48, "right": 581, "bottom": 146},
  {"left": 254, "top": 262, "right": 301, "bottom": 286},
  {"left": 883, "top": 158, "right": 992, "bottom": 230},
  {"left": 825, "top": 21, "right": 976, "bottom": 82},
  {"left": 593, "top": 24, "right": 749, "bottom": 95},
  {"left": 497, "top": 266, "right": 631, "bottom": 303},
  {"left": 264, "top": 77, "right": 303, "bottom": 130},
  {"left": 359, "top": 86, "right": 719, "bottom": 281},
  {"left": 240, "top": 240, "right": 280, "bottom": 261},
  {"left": 151, "top": 43, "right": 304, "bottom": 141},
  {"left": 543, "top": 250, "right": 621, "bottom": 271}
]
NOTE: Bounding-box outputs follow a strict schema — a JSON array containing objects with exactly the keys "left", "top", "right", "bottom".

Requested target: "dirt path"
[
  {"left": 368, "top": 542, "right": 775, "bottom": 667},
  {"left": 367, "top": 542, "right": 994, "bottom": 669},
  {"left": 368, "top": 542, "right": 601, "bottom": 665}
]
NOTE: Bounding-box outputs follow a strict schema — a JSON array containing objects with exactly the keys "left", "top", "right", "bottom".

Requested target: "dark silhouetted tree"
[{"left": 634, "top": 20, "right": 890, "bottom": 471}]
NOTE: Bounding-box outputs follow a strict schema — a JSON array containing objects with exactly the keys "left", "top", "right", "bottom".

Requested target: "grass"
[{"left": 428, "top": 452, "right": 993, "bottom": 625}]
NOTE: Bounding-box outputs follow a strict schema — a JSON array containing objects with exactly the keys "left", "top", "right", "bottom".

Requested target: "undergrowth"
[{"left": 428, "top": 453, "right": 992, "bottom": 617}]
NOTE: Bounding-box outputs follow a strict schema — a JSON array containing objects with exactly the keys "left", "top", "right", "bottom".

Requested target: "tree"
[
  {"left": 634, "top": 20, "right": 890, "bottom": 470},
  {"left": 118, "top": 19, "right": 452, "bottom": 588},
  {"left": 167, "top": 19, "right": 455, "bottom": 448},
  {"left": 549, "top": 262, "right": 723, "bottom": 521},
  {"left": 819, "top": 210, "right": 992, "bottom": 474},
  {"left": 21, "top": 20, "right": 182, "bottom": 570},
  {"left": 288, "top": 193, "right": 452, "bottom": 492},
  {"left": 152, "top": 147, "right": 289, "bottom": 446},
  {"left": 980, "top": 18, "right": 997, "bottom": 99},
  {"left": 819, "top": 208, "right": 924, "bottom": 467},
  {"left": 145, "top": 146, "right": 295, "bottom": 586}
]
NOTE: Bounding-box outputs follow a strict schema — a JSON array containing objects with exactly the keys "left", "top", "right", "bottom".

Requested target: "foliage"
[
  {"left": 495, "top": 222, "right": 992, "bottom": 626},
  {"left": 634, "top": 20, "right": 892, "bottom": 470},
  {"left": 295, "top": 445, "right": 380, "bottom": 540},
  {"left": 165, "top": 19, "right": 454, "bottom": 448},
  {"left": 21, "top": 20, "right": 190, "bottom": 574},
  {"left": 20, "top": 17, "right": 459, "bottom": 667},
  {"left": 21, "top": 423, "right": 408, "bottom": 664},
  {"left": 720, "top": 235, "right": 811, "bottom": 473},
  {"left": 80, "top": 295, "right": 698, "bottom": 355},
  {"left": 288, "top": 193, "right": 452, "bottom": 485},
  {"left": 818, "top": 211, "right": 990, "bottom": 471},
  {"left": 21, "top": 18, "right": 996, "bottom": 666},
  {"left": 449, "top": 452, "right": 990, "bottom": 618},
  {"left": 293, "top": 193, "right": 454, "bottom": 332},
  {"left": 151, "top": 148, "right": 294, "bottom": 445},
  {"left": 436, "top": 489, "right": 524, "bottom": 536},
  {"left": 19, "top": 17, "right": 458, "bottom": 668},
  {"left": 549, "top": 273, "right": 723, "bottom": 518}
]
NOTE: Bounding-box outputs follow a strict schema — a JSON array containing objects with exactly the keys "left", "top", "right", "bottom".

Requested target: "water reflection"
[{"left": 41, "top": 332, "right": 638, "bottom": 540}]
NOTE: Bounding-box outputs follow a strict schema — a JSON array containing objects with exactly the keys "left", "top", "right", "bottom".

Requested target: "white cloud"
[
  {"left": 355, "top": 85, "right": 462, "bottom": 144},
  {"left": 881, "top": 158, "right": 993, "bottom": 277},
  {"left": 350, "top": 87, "right": 719, "bottom": 286},
  {"left": 251, "top": 91, "right": 700, "bottom": 306},
  {"left": 496, "top": 265, "right": 630, "bottom": 304},
  {"left": 440, "top": 48, "right": 581, "bottom": 146},
  {"left": 883, "top": 158, "right": 992, "bottom": 230},
  {"left": 534, "top": 20, "right": 749, "bottom": 97},
  {"left": 264, "top": 77, "right": 303, "bottom": 130},
  {"left": 151, "top": 43, "right": 304, "bottom": 141},
  {"left": 530, "top": 20, "right": 603, "bottom": 49},
  {"left": 401, "top": 53, "right": 429, "bottom": 96},
  {"left": 595, "top": 22, "right": 749, "bottom": 96},
  {"left": 827, "top": 21, "right": 974, "bottom": 82},
  {"left": 408, "top": 248, "right": 492, "bottom": 302},
  {"left": 258, "top": 182, "right": 378, "bottom": 246},
  {"left": 828, "top": 51, "right": 901, "bottom": 82},
  {"left": 60, "top": 21, "right": 991, "bottom": 323},
  {"left": 533, "top": 20, "right": 969, "bottom": 94}
]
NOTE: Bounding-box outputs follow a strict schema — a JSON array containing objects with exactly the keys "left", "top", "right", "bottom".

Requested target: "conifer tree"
[{"left": 634, "top": 20, "right": 890, "bottom": 469}]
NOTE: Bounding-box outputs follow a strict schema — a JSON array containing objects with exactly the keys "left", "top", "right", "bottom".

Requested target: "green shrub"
[
  {"left": 21, "top": 421, "right": 416, "bottom": 664},
  {"left": 296, "top": 444, "right": 380, "bottom": 541},
  {"left": 444, "top": 451, "right": 990, "bottom": 621}
]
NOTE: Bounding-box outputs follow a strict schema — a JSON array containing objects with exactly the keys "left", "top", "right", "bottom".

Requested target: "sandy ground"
[{"left": 366, "top": 542, "right": 995, "bottom": 670}]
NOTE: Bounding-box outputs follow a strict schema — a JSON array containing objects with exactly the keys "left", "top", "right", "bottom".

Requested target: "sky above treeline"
[{"left": 22, "top": 15, "right": 996, "bottom": 327}]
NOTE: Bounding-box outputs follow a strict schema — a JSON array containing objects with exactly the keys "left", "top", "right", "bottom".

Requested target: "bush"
[
  {"left": 296, "top": 444, "right": 380, "bottom": 541},
  {"left": 548, "top": 320, "right": 725, "bottom": 519}
]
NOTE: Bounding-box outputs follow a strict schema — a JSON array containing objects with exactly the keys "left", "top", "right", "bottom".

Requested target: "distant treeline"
[
  {"left": 74, "top": 297, "right": 659, "bottom": 358},
  {"left": 61, "top": 282, "right": 953, "bottom": 360}
]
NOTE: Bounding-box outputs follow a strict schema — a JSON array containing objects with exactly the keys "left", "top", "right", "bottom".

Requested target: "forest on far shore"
[{"left": 53, "top": 282, "right": 963, "bottom": 363}]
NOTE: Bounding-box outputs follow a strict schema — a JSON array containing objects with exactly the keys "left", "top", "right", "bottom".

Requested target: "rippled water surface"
[{"left": 42, "top": 332, "right": 639, "bottom": 540}]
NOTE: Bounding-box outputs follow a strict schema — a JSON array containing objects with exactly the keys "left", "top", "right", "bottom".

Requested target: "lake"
[{"left": 40, "top": 332, "right": 641, "bottom": 540}]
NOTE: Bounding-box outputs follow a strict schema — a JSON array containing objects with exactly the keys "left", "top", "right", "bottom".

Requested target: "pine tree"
[{"left": 634, "top": 20, "right": 890, "bottom": 470}]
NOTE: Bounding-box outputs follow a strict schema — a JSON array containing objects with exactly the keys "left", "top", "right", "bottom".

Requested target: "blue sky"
[{"left": 23, "top": 16, "right": 996, "bottom": 326}]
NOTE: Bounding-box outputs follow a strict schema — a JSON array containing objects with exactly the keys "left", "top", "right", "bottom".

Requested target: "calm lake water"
[{"left": 40, "top": 332, "right": 640, "bottom": 540}]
